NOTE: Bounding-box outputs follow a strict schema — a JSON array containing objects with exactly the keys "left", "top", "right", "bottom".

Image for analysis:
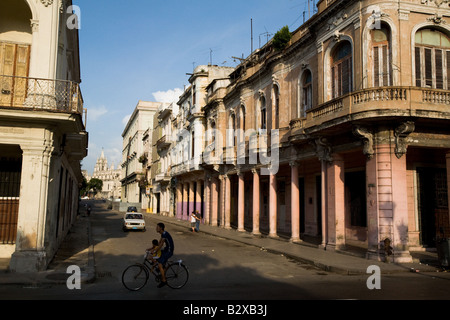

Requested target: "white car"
[{"left": 123, "top": 212, "right": 146, "bottom": 232}]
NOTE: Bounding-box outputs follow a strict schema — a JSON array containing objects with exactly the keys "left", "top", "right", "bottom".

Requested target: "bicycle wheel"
[
  {"left": 165, "top": 262, "right": 189, "bottom": 289},
  {"left": 122, "top": 264, "right": 149, "bottom": 291}
]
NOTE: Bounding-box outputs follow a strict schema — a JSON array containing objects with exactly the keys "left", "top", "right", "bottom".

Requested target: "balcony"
[
  {"left": 156, "top": 135, "right": 171, "bottom": 150},
  {"left": 0, "top": 74, "right": 84, "bottom": 116},
  {"left": 295, "top": 86, "right": 450, "bottom": 135}
]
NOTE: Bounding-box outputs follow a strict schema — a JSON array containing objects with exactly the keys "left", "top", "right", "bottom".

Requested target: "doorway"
[{"left": 417, "top": 167, "right": 448, "bottom": 247}]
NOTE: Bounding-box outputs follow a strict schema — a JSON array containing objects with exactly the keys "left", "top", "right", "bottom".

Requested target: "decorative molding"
[
  {"left": 421, "top": 0, "right": 450, "bottom": 8},
  {"left": 30, "top": 19, "right": 39, "bottom": 33},
  {"left": 40, "top": 0, "right": 54, "bottom": 7},
  {"left": 394, "top": 121, "right": 415, "bottom": 159},
  {"left": 312, "top": 137, "right": 333, "bottom": 163},
  {"left": 428, "top": 13, "right": 447, "bottom": 24},
  {"left": 353, "top": 126, "right": 374, "bottom": 159}
]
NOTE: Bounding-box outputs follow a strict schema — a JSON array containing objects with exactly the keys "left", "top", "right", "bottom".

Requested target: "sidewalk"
[
  {"left": 149, "top": 214, "right": 447, "bottom": 275},
  {"left": 0, "top": 210, "right": 447, "bottom": 287},
  {"left": 0, "top": 214, "right": 95, "bottom": 286}
]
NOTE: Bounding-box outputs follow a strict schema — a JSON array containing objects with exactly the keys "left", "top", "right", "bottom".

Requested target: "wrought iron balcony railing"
[{"left": 0, "top": 74, "right": 84, "bottom": 114}]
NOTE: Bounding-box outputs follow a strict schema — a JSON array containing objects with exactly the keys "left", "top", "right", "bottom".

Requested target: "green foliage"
[
  {"left": 272, "top": 26, "right": 291, "bottom": 51},
  {"left": 88, "top": 178, "right": 103, "bottom": 195}
]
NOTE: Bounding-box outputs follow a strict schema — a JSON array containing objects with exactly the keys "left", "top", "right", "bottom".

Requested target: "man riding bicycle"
[{"left": 148, "top": 222, "right": 174, "bottom": 288}]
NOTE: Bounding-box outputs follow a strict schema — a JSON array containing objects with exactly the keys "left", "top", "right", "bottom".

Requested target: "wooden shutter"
[
  {"left": 0, "top": 42, "right": 30, "bottom": 107},
  {"left": 425, "top": 48, "right": 433, "bottom": 87},
  {"left": 415, "top": 47, "right": 422, "bottom": 87},
  {"left": 374, "top": 46, "right": 380, "bottom": 87},
  {"left": 382, "top": 45, "right": 389, "bottom": 86},
  {"left": 447, "top": 51, "right": 450, "bottom": 89},
  {"left": 331, "top": 66, "right": 336, "bottom": 98},
  {"left": 435, "top": 49, "right": 443, "bottom": 89},
  {"left": 342, "top": 58, "right": 350, "bottom": 95},
  {"left": 0, "top": 43, "right": 15, "bottom": 106},
  {"left": 12, "top": 45, "right": 30, "bottom": 106}
]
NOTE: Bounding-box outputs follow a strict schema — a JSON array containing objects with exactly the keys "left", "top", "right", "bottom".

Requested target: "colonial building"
[
  {"left": 171, "top": 65, "right": 235, "bottom": 222},
  {"left": 150, "top": 102, "right": 174, "bottom": 216},
  {"left": 90, "top": 149, "right": 121, "bottom": 199},
  {"left": 0, "top": 0, "right": 88, "bottom": 271},
  {"left": 168, "top": 0, "right": 450, "bottom": 263},
  {"left": 121, "top": 100, "right": 159, "bottom": 211}
]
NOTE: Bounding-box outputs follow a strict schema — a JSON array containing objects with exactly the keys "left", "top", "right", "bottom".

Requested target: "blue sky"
[{"left": 77, "top": 0, "right": 316, "bottom": 174}]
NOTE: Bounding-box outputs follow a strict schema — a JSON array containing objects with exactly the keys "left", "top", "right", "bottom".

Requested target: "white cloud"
[
  {"left": 152, "top": 88, "right": 183, "bottom": 103},
  {"left": 88, "top": 105, "right": 108, "bottom": 121}
]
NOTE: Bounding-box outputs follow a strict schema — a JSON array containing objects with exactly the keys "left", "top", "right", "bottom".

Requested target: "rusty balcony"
[{"left": 0, "top": 74, "right": 84, "bottom": 116}]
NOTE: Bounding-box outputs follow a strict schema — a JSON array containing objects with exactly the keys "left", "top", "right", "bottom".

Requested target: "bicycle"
[{"left": 122, "top": 251, "right": 189, "bottom": 291}]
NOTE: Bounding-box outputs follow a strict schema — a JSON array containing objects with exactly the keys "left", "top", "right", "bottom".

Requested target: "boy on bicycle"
[{"left": 153, "top": 222, "right": 174, "bottom": 288}]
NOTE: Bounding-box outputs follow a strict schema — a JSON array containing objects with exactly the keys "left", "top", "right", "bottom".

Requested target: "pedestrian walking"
[
  {"left": 189, "top": 211, "right": 198, "bottom": 232},
  {"left": 194, "top": 210, "right": 201, "bottom": 232}
]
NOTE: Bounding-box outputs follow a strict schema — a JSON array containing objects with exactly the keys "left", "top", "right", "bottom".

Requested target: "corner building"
[
  {"left": 194, "top": 0, "right": 450, "bottom": 263},
  {"left": 0, "top": 0, "right": 87, "bottom": 271}
]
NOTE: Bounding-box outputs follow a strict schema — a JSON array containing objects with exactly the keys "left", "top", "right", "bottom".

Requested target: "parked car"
[
  {"left": 127, "top": 206, "right": 138, "bottom": 212},
  {"left": 123, "top": 212, "right": 146, "bottom": 232}
]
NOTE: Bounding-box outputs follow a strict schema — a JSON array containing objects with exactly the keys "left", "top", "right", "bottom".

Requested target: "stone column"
[
  {"left": 182, "top": 182, "right": 188, "bottom": 220},
  {"left": 188, "top": 181, "right": 195, "bottom": 217},
  {"left": 269, "top": 173, "right": 277, "bottom": 238},
  {"left": 176, "top": 183, "right": 183, "bottom": 219},
  {"left": 326, "top": 154, "right": 345, "bottom": 250},
  {"left": 252, "top": 169, "right": 261, "bottom": 235},
  {"left": 211, "top": 177, "right": 219, "bottom": 226},
  {"left": 366, "top": 154, "right": 379, "bottom": 260},
  {"left": 10, "top": 140, "right": 54, "bottom": 272},
  {"left": 219, "top": 175, "right": 225, "bottom": 227},
  {"left": 290, "top": 162, "right": 300, "bottom": 242},
  {"left": 237, "top": 171, "right": 245, "bottom": 232},
  {"left": 391, "top": 146, "right": 412, "bottom": 262},
  {"left": 320, "top": 159, "right": 327, "bottom": 249},
  {"left": 204, "top": 177, "right": 211, "bottom": 225},
  {"left": 195, "top": 180, "right": 202, "bottom": 217},
  {"left": 224, "top": 175, "right": 231, "bottom": 229}
]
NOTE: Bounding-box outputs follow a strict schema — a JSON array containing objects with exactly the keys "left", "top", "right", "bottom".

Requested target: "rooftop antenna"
[
  {"left": 308, "top": 0, "right": 311, "bottom": 19},
  {"left": 251, "top": 18, "right": 254, "bottom": 54}
]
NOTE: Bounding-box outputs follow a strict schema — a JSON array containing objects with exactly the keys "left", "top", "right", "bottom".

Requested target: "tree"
[
  {"left": 272, "top": 26, "right": 291, "bottom": 51},
  {"left": 79, "top": 177, "right": 89, "bottom": 196},
  {"left": 88, "top": 178, "right": 103, "bottom": 195}
]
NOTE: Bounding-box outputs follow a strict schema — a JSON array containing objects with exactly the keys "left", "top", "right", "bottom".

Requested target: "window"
[
  {"left": 331, "top": 41, "right": 352, "bottom": 99},
  {"left": 372, "top": 26, "right": 392, "bottom": 87},
  {"left": 239, "top": 105, "right": 246, "bottom": 132},
  {"left": 415, "top": 28, "right": 450, "bottom": 89},
  {"left": 260, "top": 95, "right": 267, "bottom": 130},
  {"left": 301, "top": 70, "right": 312, "bottom": 117},
  {"left": 273, "top": 85, "right": 280, "bottom": 129}
]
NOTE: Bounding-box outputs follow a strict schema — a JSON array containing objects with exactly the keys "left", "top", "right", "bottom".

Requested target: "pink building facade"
[{"left": 170, "top": 0, "right": 450, "bottom": 263}]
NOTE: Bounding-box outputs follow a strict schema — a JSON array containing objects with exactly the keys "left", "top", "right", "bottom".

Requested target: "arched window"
[
  {"left": 415, "top": 28, "right": 450, "bottom": 89},
  {"left": 260, "top": 95, "right": 267, "bottom": 130},
  {"left": 239, "top": 105, "right": 246, "bottom": 132},
  {"left": 372, "top": 26, "right": 392, "bottom": 87},
  {"left": 331, "top": 41, "right": 352, "bottom": 99},
  {"left": 301, "top": 70, "right": 312, "bottom": 117}
]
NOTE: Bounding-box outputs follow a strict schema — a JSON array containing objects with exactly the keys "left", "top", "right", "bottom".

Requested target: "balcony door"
[{"left": 0, "top": 42, "right": 30, "bottom": 107}]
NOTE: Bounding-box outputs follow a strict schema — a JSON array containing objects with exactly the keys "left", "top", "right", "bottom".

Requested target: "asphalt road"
[{"left": 0, "top": 203, "right": 449, "bottom": 307}]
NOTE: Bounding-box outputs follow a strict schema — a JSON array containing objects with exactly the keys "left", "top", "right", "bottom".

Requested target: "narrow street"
[{"left": 0, "top": 202, "right": 449, "bottom": 304}]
